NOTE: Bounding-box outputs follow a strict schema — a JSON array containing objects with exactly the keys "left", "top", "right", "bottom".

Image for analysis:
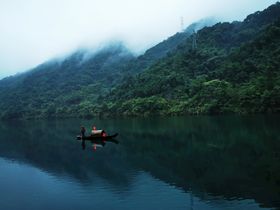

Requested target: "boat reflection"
[{"left": 80, "top": 138, "right": 119, "bottom": 150}]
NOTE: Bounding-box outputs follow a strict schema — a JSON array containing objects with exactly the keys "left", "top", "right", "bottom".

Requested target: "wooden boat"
[{"left": 76, "top": 133, "right": 118, "bottom": 141}]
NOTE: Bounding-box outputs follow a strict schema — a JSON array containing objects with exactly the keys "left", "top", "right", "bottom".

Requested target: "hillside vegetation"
[
  {"left": 0, "top": 3, "right": 279, "bottom": 119},
  {"left": 92, "top": 3, "right": 280, "bottom": 116}
]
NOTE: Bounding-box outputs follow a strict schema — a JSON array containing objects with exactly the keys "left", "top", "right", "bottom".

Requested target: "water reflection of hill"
[
  {"left": 0, "top": 116, "right": 279, "bottom": 209},
  {"left": 118, "top": 116, "right": 280, "bottom": 207},
  {"left": 0, "top": 119, "right": 135, "bottom": 192},
  {"left": 118, "top": 116, "right": 280, "bottom": 209}
]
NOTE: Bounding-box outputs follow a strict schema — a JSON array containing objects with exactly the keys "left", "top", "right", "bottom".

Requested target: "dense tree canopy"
[{"left": 0, "top": 3, "right": 279, "bottom": 119}]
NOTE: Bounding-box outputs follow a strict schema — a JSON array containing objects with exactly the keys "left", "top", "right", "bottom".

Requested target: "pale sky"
[{"left": 0, "top": 0, "right": 278, "bottom": 78}]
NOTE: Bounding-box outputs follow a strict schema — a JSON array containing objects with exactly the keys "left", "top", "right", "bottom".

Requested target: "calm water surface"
[{"left": 0, "top": 116, "right": 279, "bottom": 210}]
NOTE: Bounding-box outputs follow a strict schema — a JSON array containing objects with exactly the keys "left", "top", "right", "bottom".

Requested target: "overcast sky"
[{"left": 0, "top": 0, "right": 278, "bottom": 78}]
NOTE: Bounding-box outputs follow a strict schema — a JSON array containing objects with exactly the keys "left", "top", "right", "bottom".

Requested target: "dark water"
[{"left": 0, "top": 116, "right": 279, "bottom": 210}]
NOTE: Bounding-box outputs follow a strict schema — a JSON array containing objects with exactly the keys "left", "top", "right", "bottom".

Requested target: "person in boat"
[
  {"left": 80, "top": 126, "right": 86, "bottom": 150},
  {"left": 91, "top": 125, "right": 97, "bottom": 135},
  {"left": 80, "top": 126, "right": 86, "bottom": 138},
  {"left": 91, "top": 125, "right": 107, "bottom": 137}
]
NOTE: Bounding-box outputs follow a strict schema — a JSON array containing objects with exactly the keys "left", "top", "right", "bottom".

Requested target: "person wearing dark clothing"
[
  {"left": 80, "top": 126, "right": 86, "bottom": 138},
  {"left": 80, "top": 126, "right": 86, "bottom": 150}
]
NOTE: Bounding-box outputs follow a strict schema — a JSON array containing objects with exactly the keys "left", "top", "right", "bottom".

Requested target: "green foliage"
[
  {"left": 99, "top": 8, "right": 280, "bottom": 116},
  {"left": 0, "top": 3, "right": 280, "bottom": 119}
]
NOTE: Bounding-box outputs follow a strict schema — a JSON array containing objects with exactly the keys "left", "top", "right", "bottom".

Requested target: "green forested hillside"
[
  {"left": 0, "top": 3, "right": 279, "bottom": 119},
  {"left": 0, "top": 21, "right": 200, "bottom": 119},
  {"left": 0, "top": 44, "right": 135, "bottom": 119},
  {"left": 92, "top": 3, "right": 280, "bottom": 116}
]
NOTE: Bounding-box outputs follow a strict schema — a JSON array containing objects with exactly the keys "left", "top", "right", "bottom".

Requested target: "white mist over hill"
[{"left": 0, "top": 0, "right": 278, "bottom": 79}]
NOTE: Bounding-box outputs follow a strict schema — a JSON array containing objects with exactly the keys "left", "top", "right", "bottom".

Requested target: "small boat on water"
[
  {"left": 76, "top": 133, "right": 118, "bottom": 141},
  {"left": 77, "top": 129, "right": 118, "bottom": 139},
  {"left": 77, "top": 129, "right": 119, "bottom": 150}
]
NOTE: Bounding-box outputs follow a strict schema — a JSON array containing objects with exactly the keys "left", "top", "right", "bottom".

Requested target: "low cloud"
[{"left": 0, "top": 0, "right": 277, "bottom": 78}]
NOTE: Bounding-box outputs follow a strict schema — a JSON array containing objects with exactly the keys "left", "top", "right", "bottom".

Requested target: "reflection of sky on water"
[{"left": 0, "top": 158, "right": 271, "bottom": 210}]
